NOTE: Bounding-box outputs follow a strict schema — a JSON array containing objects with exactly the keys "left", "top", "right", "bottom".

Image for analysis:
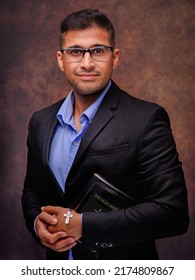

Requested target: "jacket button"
[
  {"left": 95, "top": 242, "right": 101, "bottom": 247},
  {"left": 101, "top": 242, "right": 108, "bottom": 248}
]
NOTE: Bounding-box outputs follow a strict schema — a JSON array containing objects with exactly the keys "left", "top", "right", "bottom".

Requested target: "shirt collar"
[{"left": 57, "top": 80, "right": 111, "bottom": 126}]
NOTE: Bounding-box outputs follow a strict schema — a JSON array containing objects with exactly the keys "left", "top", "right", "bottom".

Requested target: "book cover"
[{"left": 73, "top": 173, "right": 134, "bottom": 213}]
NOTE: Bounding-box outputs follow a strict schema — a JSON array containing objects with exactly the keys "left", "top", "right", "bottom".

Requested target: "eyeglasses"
[{"left": 61, "top": 45, "right": 113, "bottom": 62}]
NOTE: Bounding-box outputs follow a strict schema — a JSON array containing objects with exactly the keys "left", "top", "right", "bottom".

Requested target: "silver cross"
[{"left": 64, "top": 208, "right": 73, "bottom": 224}]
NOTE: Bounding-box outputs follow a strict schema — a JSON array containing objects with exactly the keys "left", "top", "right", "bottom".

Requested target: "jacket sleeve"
[
  {"left": 82, "top": 106, "right": 189, "bottom": 250},
  {"left": 21, "top": 114, "right": 44, "bottom": 241}
]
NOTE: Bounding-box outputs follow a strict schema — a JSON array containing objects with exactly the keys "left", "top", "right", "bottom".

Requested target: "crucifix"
[{"left": 64, "top": 208, "right": 73, "bottom": 224}]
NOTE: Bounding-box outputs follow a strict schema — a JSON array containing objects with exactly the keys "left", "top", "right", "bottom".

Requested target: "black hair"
[{"left": 60, "top": 9, "right": 115, "bottom": 48}]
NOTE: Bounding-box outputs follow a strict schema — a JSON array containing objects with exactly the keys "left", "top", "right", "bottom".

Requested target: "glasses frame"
[{"left": 60, "top": 45, "right": 113, "bottom": 62}]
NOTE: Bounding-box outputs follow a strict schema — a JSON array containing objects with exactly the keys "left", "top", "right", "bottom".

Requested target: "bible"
[
  {"left": 72, "top": 173, "right": 134, "bottom": 255},
  {"left": 73, "top": 173, "right": 134, "bottom": 213}
]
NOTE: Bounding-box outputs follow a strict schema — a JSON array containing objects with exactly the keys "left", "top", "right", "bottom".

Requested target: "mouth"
[{"left": 77, "top": 73, "right": 100, "bottom": 81}]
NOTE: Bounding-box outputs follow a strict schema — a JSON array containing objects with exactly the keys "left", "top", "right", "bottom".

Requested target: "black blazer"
[{"left": 22, "top": 81, "right": 189, "bottom": 259}]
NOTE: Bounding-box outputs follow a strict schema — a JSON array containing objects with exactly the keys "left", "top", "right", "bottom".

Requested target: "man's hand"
[
  {"left": 41, "top": 206, "right": 82, "bottom": 241},
  {"left": 36, "top": 210, "right": 77, "bottom": 252}
]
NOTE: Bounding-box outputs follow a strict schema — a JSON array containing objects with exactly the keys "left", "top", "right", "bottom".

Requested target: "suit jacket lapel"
[
  {"left": 41, "top": 99, "right": 65, "bottom": 166},
  {"left": 72, "top": 81, "right": 121, "bottom": 167},
  {"left": 42, "top": 99, "right": 65, "bottom": 197},
  {"left": 43, "top": 118, "right": 58, "bottom": 167}
]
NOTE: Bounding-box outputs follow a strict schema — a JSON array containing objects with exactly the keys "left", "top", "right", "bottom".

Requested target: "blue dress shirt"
[{"left": 49, "top": 80, "right": 111, "bottom": 192}]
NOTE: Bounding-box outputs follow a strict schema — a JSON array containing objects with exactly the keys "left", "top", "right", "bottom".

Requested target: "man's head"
[
  {"left": 57, "top": 9, "right": 119, "bottom": 97},
  {"left": 60, "top": 9, "right": 115, "bottom": 49}
]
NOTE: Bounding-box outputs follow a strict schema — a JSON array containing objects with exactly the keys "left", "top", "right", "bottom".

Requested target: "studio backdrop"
[{"left": 0, "top": 0, "right": 194, "bottom": 259}]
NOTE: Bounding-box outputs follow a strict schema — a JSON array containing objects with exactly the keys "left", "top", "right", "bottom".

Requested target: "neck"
[
  {"left": 73, "top": 91, "right": 101, "bottom": 115},
  {"left": 73, "top": 92, "right": 101, "bottom": 131}
]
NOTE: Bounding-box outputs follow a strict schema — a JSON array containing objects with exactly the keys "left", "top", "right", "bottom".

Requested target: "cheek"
[
  {"left": 103, "top": 62, "right": 114, "bottom": 77},
  {"left": 63, "top": 65, "right": 75, "bottom": 79}
]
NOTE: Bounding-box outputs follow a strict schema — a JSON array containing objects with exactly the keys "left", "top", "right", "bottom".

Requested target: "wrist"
[{"left": 68, "top": 211, "right": 82, "bottom": 240}]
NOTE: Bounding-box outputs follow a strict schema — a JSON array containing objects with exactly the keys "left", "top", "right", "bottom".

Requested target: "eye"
[
  {"left": 92, "top": 47, "right": 105, "bottom": 56},
  {"left": 67, "top": 49, "right": 83, "bottom": 57}
]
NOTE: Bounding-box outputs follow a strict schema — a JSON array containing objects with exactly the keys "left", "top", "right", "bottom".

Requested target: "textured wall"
[{"left": 0, "top": 0, "right": 194, "bottom": 259}]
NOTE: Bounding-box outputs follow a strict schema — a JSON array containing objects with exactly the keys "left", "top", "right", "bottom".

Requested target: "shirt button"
[
  {"left": 73, "top": 141, "right": 77, "bottom": 146},
  {"left": 80, "top": 116, "right": 85, "bottom": 123}
]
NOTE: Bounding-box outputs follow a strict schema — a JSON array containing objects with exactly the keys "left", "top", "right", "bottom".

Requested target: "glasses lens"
[
  {"left": 64, "top": 48, "right": 83, "bottom": 62},
  {"left": 91, "top": 46, "right": 113, "bottom": 61}
]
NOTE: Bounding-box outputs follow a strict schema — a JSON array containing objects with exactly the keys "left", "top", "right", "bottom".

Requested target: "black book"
[
  {"left": 73, "top": 173, "right": 134, "bottom": 213},
  {"left": 72, "top": 173, "right": 134, "bottom": 254}
]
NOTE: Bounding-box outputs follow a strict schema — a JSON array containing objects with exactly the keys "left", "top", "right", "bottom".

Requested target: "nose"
[
  {"left": 79, "top": 51, "right": 95, "bottom": 69},
  {"left": 82, "top": 49, "right": 93, "bottom": 59}
]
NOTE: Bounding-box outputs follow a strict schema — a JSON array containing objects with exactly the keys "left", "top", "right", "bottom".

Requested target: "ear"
[
  {"left": 56, "top": 51, "right": 65, "bottom": 72},
  {"left": 112, "top": 48, "right": 120, "bottom": 70}
]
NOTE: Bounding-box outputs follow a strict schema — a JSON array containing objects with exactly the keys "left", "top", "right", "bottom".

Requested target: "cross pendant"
[{"left": 64, "top": 208, "right": 73, "bottom": 224}]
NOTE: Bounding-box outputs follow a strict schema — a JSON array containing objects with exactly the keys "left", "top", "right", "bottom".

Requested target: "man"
[{"left": 22, "top": 9, "right": 189, "bottom": 260}]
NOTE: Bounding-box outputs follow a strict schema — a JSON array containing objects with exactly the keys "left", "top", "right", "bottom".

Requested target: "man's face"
[{"left": 57, "top": 27, "right": 119, "bottom": 96}]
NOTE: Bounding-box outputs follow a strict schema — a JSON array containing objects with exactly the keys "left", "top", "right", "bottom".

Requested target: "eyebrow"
[{"left": 66, "top": 44, "right": 107, "bottom": 49}]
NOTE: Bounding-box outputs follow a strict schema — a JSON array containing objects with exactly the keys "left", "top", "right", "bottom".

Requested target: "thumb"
[
  {"left": 39, "top": 210, "right": 58, "bottom": 225},
  {"left": 50, "top": 214, "right": 58, "bottom": 225}
]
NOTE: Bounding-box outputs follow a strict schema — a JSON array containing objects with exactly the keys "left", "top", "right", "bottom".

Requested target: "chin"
[{"left": 77, "top": 83, "right": 107, "bottom": 96}]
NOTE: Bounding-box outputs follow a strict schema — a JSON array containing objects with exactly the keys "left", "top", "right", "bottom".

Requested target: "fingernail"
[{"left": 51, "top": 218, "right": 57, "bottom": 225}]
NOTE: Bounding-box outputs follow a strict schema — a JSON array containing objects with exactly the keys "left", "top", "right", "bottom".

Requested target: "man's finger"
[
  {"left": 41, "top": 205, "right": 61, "bottom": 216},
  {"left": 39, "top": 211, "right": 58, "bottom": 225},
  {"left": 41, "top": 235, "right": 76, "bottom": 252}
]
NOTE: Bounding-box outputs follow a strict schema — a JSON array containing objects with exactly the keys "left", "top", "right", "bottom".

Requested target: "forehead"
[{"left": 63, "top": 27, "right": 110, "bottom": 48}]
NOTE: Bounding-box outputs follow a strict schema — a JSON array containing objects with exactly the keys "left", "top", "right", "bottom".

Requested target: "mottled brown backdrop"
[{"left": 0, "top": 0, "right": 194, "bottom": 259}]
